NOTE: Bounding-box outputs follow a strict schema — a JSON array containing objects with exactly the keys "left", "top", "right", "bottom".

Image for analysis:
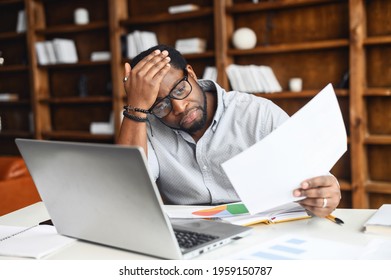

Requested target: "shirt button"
[{"left": 202, "top": 165, "right": 208, "bottom": 171}]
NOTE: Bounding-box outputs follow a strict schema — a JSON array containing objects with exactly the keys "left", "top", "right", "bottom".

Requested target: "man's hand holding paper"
[{"left": 221, "top": 83, "right": 347, "bottom": 217}]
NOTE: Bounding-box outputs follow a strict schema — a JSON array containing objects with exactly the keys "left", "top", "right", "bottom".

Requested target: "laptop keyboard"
[{"left": 174, "top": 229, "right": 218, "bottom": 249}]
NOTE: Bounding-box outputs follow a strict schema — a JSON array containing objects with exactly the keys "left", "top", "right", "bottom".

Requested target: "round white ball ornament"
[{"left": 232, "top": 27, "right": 257, "bottom": 49}]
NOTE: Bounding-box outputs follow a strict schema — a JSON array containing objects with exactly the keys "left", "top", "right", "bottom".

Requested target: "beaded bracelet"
[
  {"left": 123, "top": 105, "right": 149, "bottom": 114},
  {"left": 123, "top": 110, "right": 148, "bottom": 122}
]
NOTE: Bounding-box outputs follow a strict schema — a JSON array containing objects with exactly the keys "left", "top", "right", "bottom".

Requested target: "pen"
[{"left": 326, "top": 214, "right": 344, "bottom": 225}]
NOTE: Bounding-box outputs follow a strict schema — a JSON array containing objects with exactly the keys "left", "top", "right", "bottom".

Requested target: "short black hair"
[{"left": 130, "top": 44, "right": 188, "bottom": 70}]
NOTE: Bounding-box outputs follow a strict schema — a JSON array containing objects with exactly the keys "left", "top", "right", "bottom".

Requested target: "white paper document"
[{"left": 221, "top": 84, "right": 347, "bottom": 214}]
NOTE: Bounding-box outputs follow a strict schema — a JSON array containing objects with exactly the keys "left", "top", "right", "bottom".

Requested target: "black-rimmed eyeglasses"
[{"left": 149, "top": 69, "right": 192, "bottom": 118}]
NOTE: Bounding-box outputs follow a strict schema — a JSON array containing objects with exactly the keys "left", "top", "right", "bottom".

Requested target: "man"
[{"left": 118, "top": 44, "right": 341, "bottom": 218}]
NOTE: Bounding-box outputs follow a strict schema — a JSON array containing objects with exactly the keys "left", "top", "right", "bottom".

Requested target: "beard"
[{"left": 179, "top": 90, "right": 207, "bottom": 134}]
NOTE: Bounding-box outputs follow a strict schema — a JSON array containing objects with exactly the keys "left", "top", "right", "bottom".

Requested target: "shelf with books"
[
  {"left": 119, "top": 1, "right": 217, "bottom": 59},
  {"left": 0, "top": 0, "right": 32, "bottom": 155},
  {"left": 223, "top": 1, "right": 349, "bottom": 90},
  {"left": 28, "top": 0, "right": 114, "bottom": 143}
]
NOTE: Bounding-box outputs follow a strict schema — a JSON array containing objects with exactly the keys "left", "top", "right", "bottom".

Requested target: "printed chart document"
[
  {"left": 222, "top": 83, "right": 347, "bottom": 214},
  {"left": 164, "top": 202, "right": 310, "bottom": 226}
]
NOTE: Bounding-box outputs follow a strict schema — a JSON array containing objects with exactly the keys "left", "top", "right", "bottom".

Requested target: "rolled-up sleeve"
[{"left": 147, "top": 140, "right": 159, "bottom": 181}]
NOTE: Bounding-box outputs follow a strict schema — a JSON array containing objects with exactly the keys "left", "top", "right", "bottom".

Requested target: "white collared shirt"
[{"left": 146, "top": 80, "right": 289, "bottom": 205}]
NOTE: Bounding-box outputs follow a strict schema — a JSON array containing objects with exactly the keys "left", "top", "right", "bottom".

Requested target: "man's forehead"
[{"left": 158, "top": 68, "right": 183, "bottom": 95}]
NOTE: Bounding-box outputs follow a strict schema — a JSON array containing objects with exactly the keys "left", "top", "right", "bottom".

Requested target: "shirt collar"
[{"left": 197, "top": 79, "right": 226, "bottom": 132}]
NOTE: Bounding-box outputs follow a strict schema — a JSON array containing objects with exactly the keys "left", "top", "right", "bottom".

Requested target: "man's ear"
[{"left": 186, "top": 65, "right": 197, "bottom": 80}]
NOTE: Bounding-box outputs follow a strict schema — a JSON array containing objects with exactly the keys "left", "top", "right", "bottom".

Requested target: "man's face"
[{"left": 154, "top": 66, "right": 207, "bottom": 134}]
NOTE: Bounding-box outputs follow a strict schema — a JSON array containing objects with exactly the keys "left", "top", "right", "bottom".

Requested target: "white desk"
[{"left": 0, "top": 202, "right": 389, "bottom": 260}]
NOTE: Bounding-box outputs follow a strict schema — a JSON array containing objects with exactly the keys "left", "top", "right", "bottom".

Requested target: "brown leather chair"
[{"left": 0, "top": 156, "right": 41, "bottom": 216}]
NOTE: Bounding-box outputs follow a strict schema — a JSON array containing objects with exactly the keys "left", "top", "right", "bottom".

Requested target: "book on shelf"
[
  {"left": 226, "top": 64, "right": 282, "bottom": 93},
  {"left": 363, "top": 204, "right": 391, "bottom": 235},
  {"left": 44, "top": 41, "right": 57, "bottom": 64},
  {"left": 16, "top": 10, "right": 26, "bottom": 33},
  {"left": 202, "top": 66, "right": 217, "bottom": 82},
  {"left": 35, "top": 39, "right": 78, "bottom": 65},
  {"left": 126, "top": 30, "right": 158, "bottom": 59},
  {"left": 0, "top": 93, "right": 19, "bottom": 101},
  {"left": 35, "top": 42, "right": 50, "bottom": 65},
  {"left": 168, "top": 4, "right": 200, "bottom": 14},
  {"left": 175, "top": 38, "right": 206, "bottom": 54},
  {"left": 52, "top": 38, "right": 78, "bottom": 64}
]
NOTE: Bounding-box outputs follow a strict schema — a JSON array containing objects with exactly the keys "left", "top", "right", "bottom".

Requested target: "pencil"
[{"left": 326, "top": 214, "right": 344, "bottom": 225}]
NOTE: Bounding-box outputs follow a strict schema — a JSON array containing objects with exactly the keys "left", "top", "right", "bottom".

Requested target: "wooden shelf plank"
[
  {"left": 121, "top": 8, "right": 213, "bottom": 25},
  {"left": 254, "top": 89, "right": 348, "bottom": 99},
  {"left": 228, "top": 39, "right": 349, "bottom": 55},
  {"left": 0, "top": 65, "right": 29, "bottom": 72},
  {"left": 365, "top": 135, "right": 391, "bottom": 145},
  {"left": 38, "top": 60, "right": 110, "bottom": 69},
  {"left": 365, "top": 88, "right": 391, "bottom": 96},
  {"left": 35, "top": 22, "right": 108, "bottom": 35},
  {"left": 364, "top": 36, "right": 391, "bottom": 46},
  {"left": 0, "top": 32, "right": 25, "bottom": 40},
  {"left": 0, "top": 0, "right": 24, "bottom": 6},
  {"left": 42, "top": 130, "right": 114, "bottom": 141},
  {"left": 0, "top": 130, "right": 33, "bottom": 138},
  {"left": 366, "top": 181, "right": 391, "bottom": 194},
  {"left": 39, "top": 96, "right": 112, "bottom": 104},
  {"left": 228, "top": 0, "right": 344, "bottom": 13},
  {"left": 0, "top": 99, "right": 31, "bottom": 106}
]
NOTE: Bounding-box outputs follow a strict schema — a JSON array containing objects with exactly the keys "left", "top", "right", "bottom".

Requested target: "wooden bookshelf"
[
  {"left": 25, "top": 0, "right": 114, "bottom": 143},
  {"left": 0, "top": 0, "right": 390, "bottom": 208},
  {"left": 0, "top": 0, "right": 33, "bottom": 155}
]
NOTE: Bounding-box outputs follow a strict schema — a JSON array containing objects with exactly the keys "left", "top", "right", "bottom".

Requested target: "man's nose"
[{"left": 171, "top": 98, "right": 187, "bottom": 115}]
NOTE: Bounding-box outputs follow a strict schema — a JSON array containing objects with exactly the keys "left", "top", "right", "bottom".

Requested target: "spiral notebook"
[{"left": 0, "top": 225, "right": 75, "bottom": 259}]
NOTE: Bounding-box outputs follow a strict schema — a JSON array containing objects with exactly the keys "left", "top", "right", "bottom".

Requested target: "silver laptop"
[{"left": 15, "top": 139, "right": 251, "bottom": 259}]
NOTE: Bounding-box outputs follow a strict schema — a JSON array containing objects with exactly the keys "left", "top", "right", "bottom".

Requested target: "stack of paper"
[{"left": 164, "top": 202, "right": 310, "bottom": 226}]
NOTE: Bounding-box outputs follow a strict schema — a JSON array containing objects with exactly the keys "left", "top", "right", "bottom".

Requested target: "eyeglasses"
[{"left": 149, "top": 69, "right": 192, "bottom": 118}]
